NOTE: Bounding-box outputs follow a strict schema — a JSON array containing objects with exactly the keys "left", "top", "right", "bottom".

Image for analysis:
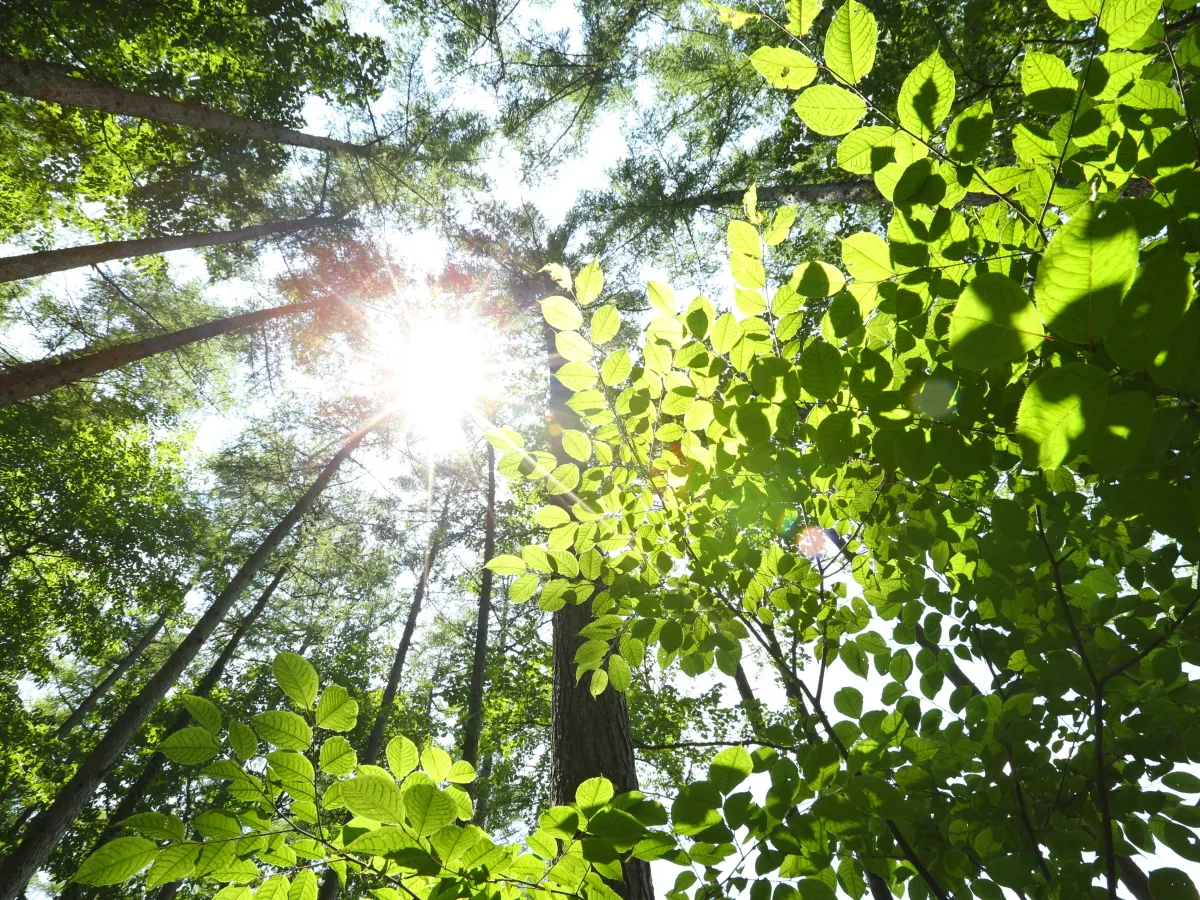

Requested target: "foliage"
[
  {"left": 74, "top": 654, "right": 675, "bottom": 900},
  {"left": 494, "top": 1, "right": 1200, "bottom": 895}
]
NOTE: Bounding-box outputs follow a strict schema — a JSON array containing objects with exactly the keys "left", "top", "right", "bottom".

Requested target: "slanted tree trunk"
[
  {"left": 0, "top": 300, "right": 326, "bottom": 408},
  {"left": 55, "top": 610, "right": 170, "bottom": 740},
  {"left": 0, "top": 422, "right": 372, "bottom": 900},
  {"left": 0, "top": 56, "right": 374, "bottom": 158},
  {"left": 0, "top": 215, "right": 337, "bottom": 284},
  {"left": 461, "top": 444, "right": 496, "bottom": 769},
  {"left": 363, "top": 496, "right": 449, "bottom": 766},
  {"left": 542, "top": 322, "right": 652, "bottom": 900},
  {"left": 59, "top": 567, "right": 287, "bottom": 900}
]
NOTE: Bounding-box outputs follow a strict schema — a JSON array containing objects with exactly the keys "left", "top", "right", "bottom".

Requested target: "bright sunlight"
[{"left": 387, "top": 311, "right": 495, "bottom": 455}]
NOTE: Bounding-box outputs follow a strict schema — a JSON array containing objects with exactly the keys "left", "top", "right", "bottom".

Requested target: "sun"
[{"left": 387, "top": 310, "right": 495, "bottom": 455}]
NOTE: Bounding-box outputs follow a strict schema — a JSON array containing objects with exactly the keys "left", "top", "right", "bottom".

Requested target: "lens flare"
[{"left": 796, "top": 526, "right": 828, "bottom": 559}]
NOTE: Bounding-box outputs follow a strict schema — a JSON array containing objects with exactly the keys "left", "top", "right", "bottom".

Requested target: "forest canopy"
[{"left": 0, "top": 0, "right": 1199, "bottom": 899}]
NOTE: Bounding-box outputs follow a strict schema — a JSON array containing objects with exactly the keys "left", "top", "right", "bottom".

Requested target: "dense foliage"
[{"left": 1, "top": 0, "right": 1199, "bottom": 899}]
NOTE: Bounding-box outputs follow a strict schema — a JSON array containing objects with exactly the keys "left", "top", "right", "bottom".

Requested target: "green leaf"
[
  {"left": 824, "top": 1, "right": 877, "bottom": 84},
  {"left": 541, "top": 296, "right": 584, "bottom": 331},
  {"left": 345, "top": 826, "right": 420, "bottom": 855},
  {"left": 1105, "top": 249, "right": 1195, "bottom": 376},
  {"left": 315, "top": 684, "right": 358, "bottom": 732},
  {"left": 1100, "top": 0, "right": 1160, "bottom": 48},
  {"left": 540, "top": 806, "right": 582, "bottom": 840},
  {"left": 1089, "top": 390, "right": 1152, "bottom": 476},
  {"left": 792, "top": 261, "right": 846, "bottom": 298},
  {"left": 834, "top": 686, "right": 863, "bottom": 717},
  {"left": 157, "top": 727, "right": 220, "bottom": 765},
  {"left": 786, "top": 0, "right": 824, "bottom": 34},
  {"left": 484, "top": 554, "right": 526, "bottom": 576},
  {"left": 252, "top": 711, "right": 312, "bottom": 751},
  {"left": 800, "top": 341, "right": 844, "bottom": 399},
  {"left": 1047, "top": 0, "right": 1101, "bottom": 20},
  {"left": 709, "top": 746, "right": 753, "bottom": 793},
  {"left": 447, "top": 760, "right": 477, "bottom": 784},
  {"left": 182, "top": 695, "right": 221, "bottom": 735},
  {"left": 272, "top": 652, "right": 319, "bottom": 710},
  {"left": 387, "top": 735, "right": 420, "bottom": 778},
  {"left": 608, "top": 655, "right": 632, "bottom": 691},
  {"left": 750, "top": 46, "right": 818, "bottom": 89},
  {"left": 841, "top": 232, "right": 892, "bottom": 283},
  {"left": 320, "top": 735, "right": 358, "bottom": 775},
  {"left": 950, "top": 273, "right": 1045, "bottom": 370},
  {"left": 533, "top": 505, "right": 571, "bottom": 528},
  {"left": 837, "top": 126, "right": 899, "bottom": 174},
  {"left": 289, "top": 870, "right": 318, "bottom": 900},
  {"left": 562, "top": 430, "right": 592, "bottom": 462},
  {"left": 601, "top": 349, "right": 632, "bottom": 386},
  {"left": 847, "top": 774, "right": 906, "bottom": 819},
  {"left": 509, "top": 573, "right": 540, "bottom": 603},
  {"left": 685, "top": 296, "right": 716, "bottom": 339},
  {"left": 145, "top": 844, "right": 198, "bottom": 889},
  {"left": 256, "top": 877, "right": 290, "bottom": 900},
  {"left": 556, "top": 330, "right": 594, "bottom": 362},
  {"left": 555, "top": 361, "right": 599, "bottom": 391},
  {"left": 194, "top": 809, "right": 243, "bottom": 839},
  {"left": 647, "top": 280, "right": 677, "bottom": 315},
  {"left": 541, "top": 262, "right": 572, "bottom": 289},
  {"left": 946, "top": 99, "right": 994, "bottom": 162},
  {"left": 118, "top": 812, "right": 186, "bottom": 842},
  {"left": 484, "top": 427, "right": 524, "bottom": 451},
  {"left": 590, "top": 305, "right": 621, "bottom": 344},
  {"left": 1021, "top": 51, "right": 1077, "bottom": 112},
  {"left": 711, "top": 313, "right": 742, "bottom": 355},
  {"left": 229, "top": 721, "right": 258, "bottom": 761},
  {"left": 1035, "top": 203, "right": 1138, "bottom": 343},
  {"left": 576, "top": 777, "right": 615, "bottom": 815},
  {"left": 575, "top": 260, "right": 604, "bottom": 306},
  {"left": 341, "top": 774, "right": 406, "bottom": 824},
  {"left": 432, "top": 824, "right": 485, "bottom": 864},
  {"left": 589, "top": 668, "right": 609, "bottom": 697},
  {"left": 793, "top": 85, "right": 867, "bottom": 135},
  {"left": 1016, "top": 363, "right": 1109, "bottom": 469},
  {"left": 405, "top": 783, "right": 458, "bottom": 836},
  {"left": 421, "top": 744, "right": 453, "bottom": 782},
  {"left": 1147, "top": 869, "right": 1198, "bottom": 900},
  {"left": 898, "top": 49, "right": 956, "bottom": 137},
  {"left": 73, "top": 837, "right": 157, "bottom": 885}
]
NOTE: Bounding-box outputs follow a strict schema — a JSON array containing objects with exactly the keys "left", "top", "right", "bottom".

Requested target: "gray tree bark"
[
  {"left": 0, "top": 300, "right": 325, "bottom": 408},
  {"left": 0, "top": 215, "right": 337, "bottom": 284},
  {"left": 0, "top": 56, "right": 373, "bottom": 157},
  {"left": 0, "top": 424, "right": 370, "bottom": 900},
  {"left": 54, "top": 611, "right": 170, "bottom": 740}
]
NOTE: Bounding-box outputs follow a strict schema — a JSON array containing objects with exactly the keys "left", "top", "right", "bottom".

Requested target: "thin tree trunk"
[
  {"left": 0, "top": 301, "right": 326, "bottom": 408},
  {"left": 0, "top": 215, "right": 337, "bottom": 284},
  {"left": 461, "top": 444, "right": 496, "bottom": 769},
  {"left": 473, "top": 752, "right": 494, "bottom": 827},
  {"left": 55, "top": 611, "right": 170, "bottom": 740},
  {"left": 363, "top": 499, "right": 448, "bottom": 766},
  {"left": 0, "top": 56, "right": 373, "bottom": 158},
  {"left": 0, "top": 423, "right": 372, "bottom": 900},
  {"left": 542, "top": 321, "right": 652, "bottom": 900},
  {"left": 57, "top": 567, "right": 287, "bottom": 900}
]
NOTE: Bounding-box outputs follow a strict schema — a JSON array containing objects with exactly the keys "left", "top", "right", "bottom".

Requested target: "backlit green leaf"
[
  {"left": 898, "top": 49, "right": 956, "bottom": 137},
  {"left": 824, "top": 1, "right": 877, "bottom": 84},
  {"left": 1016, "top": 363, "right": 1109, "bottom": 468},
  {"left": 950, "top": 273, "right": 1044, "bottom": 370},
  {"left": 341, "top": 774, "right": 406, "bottom": 824},
  {"left": 793, "top": 85, "right": 867, "bottom": 135},
  {"left": 157, "top": 727, "right": 220, "bottom": 765},
  {"left": 74, "top": 837, "right": 157, "bottom": 886},
  {"left": 315, "top": 684, "right": 358, "bottom": 731},
  {"left": 252, "top": 711, "right": 312, "bottom": 750},
  {"left": 750, "top": 46, "right": 818, "bottom": 89},
  {"left": 272, "top": 652, "right": 319, "bottom": 710},
  {"left": 541, "top": 296, "right": 584, "bottom": 331}
]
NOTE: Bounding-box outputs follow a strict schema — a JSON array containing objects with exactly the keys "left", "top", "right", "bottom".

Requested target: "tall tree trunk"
[
  {"left": 542, "top": 322, "right": 652, "bottom": 900},
  {"left": 0, "top": 56, "right": 374, "bottom": 158},
  {"left": 363, "top": 498, "right": 448, "bottom": 766},
  {"left": 0, "top": 300, "right": 327, "bottom": 408},
  {"left": 0, "top": 215, "right": 338, "bottom": 284},
  {"left": 653, "top": 179, "right": 997, "bottom": 211},
  {"left": 54, "top": 610, "right": 170, "bottom": 740},
  {"left": 0, "top": 423, "right": 372, "bottom": 900},
  {"left": 461, "top": 444, "right": 496, "bottom": 769},
  {"left": 58, "top": 567, "right": 287, "bottom": 900}
]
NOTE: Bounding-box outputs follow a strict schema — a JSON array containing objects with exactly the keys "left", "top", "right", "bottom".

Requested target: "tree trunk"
[
  {"left": 54, "top": 611, "right": 170, "bottom": 740},
  {"left": 0, "top": 424, "right": 371, "bottom": 900},
  {"left": 0, "top": 56, "right": 373, "bottom": 158},
  {"left": 542, "top": 322, "right": 652, "bottom": 900},
  {"left": 0, "top": 215, "right": 338, "bottom": 284},
  {"left": 57, "top": 567, "right": 287, "bottom": 900},
  {"left": 658, "top": 179, "right": 997, "bottom": 210},
  {"left": 461, "top": 443, "right": 496, "bottom": 769},
  {"left": 363, "top": 497, "right": 449, "bottom": 766},
  {"left": 0, "top": 301, "right": 326, "bottom": 408}
]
